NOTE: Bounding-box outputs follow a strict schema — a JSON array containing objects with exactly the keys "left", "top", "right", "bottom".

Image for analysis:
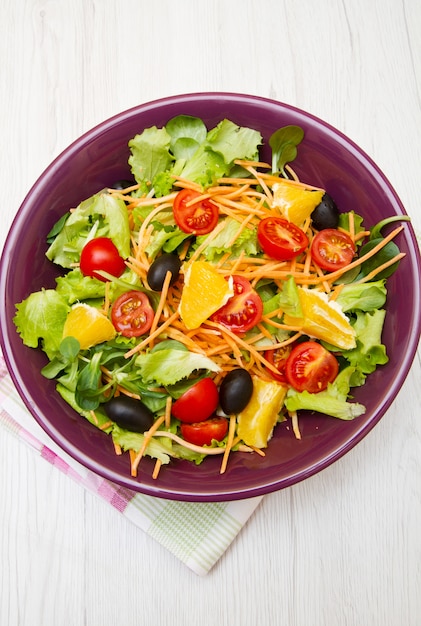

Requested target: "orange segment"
[
  {"left": 283, "top": 288, "right": 356, "bottom": 350},
  {"left": 179, "top": 261, "right": 234, "bottom": 330},
  {"left": 63, "top": 303, "right": 116, "bottom": 349},
  {"left": 272, "top": 181, "right": 324, "bottom": 226},
  {"left": 237, "top": 377, "right": 287, "bottom": 448}
]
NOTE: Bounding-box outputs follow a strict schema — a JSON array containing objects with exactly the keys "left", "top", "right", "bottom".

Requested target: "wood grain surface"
[{"left": 0, "top": 1, "right": 420, "bottom": 624}]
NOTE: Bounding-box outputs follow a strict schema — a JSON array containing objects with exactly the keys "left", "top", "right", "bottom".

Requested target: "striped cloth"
[{"left": 0, "top": 355, "right": 262, "bottom": 575}]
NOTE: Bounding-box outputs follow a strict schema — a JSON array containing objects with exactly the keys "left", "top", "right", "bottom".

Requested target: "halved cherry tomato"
[
  {"left": 285, "top": 341, "right": 339, "bottom": 393},
  {"left": 257, "top": 217, "right": 309, "bottom": 260},
  {"left": 311, "top": 228, "right": 355, "bottom": 272},
  {"left": 264, "top": 344, "right": 295, "bottom": 383},
  {"left": 180, "top": 417, "right": 229, "bottom": 447},
  {"left": 173, "top": 188, "right": 219, "bottom": 235},
  {"left": 80, "top": 237, "right": 126, "bottom": 282},
  {"left": 171, "top": 377, "right": 219, "bottom": 424},
  {"left": 111, "top": 290, "right": 154, "bottom": 337},
  {"left": 210, "top": 275, "right": 263, "bottom": 334}
]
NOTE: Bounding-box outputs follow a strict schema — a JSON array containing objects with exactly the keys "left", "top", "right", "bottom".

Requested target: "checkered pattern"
[{"left": 0, "top": 355, "right": 262, "bottom": 575}]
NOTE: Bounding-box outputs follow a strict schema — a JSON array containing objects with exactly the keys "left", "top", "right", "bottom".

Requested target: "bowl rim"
[{"left": 1, "top": 92, "right": 420, "bottom": 501}]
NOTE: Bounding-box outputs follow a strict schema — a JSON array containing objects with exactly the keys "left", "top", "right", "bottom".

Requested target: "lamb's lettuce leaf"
[{"left": 335, "top": 280, "right": 387, "bottom": 312}]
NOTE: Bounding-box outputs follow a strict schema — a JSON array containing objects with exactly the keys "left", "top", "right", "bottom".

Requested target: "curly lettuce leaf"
[
  {"left": 128, "top": 126, "right": 174, "bottom": 187},
  {"left": 206, "top": 118, "right": 262, "bottom": 165},
  {"left": 135, "top": 349, "right": 221, "bottom": 385},
  {"left": 13, "top": 289, "right": 70, "bottom": 359},
  {"left": 344, "top": 309, "right": 389, "bottom": 376},
  {"left": 285, "top": 366, "right": 366, "bottom": 420},
  {"left": 194, "top": 217, "right": 258, "bottom": 261},
  {"left": 46, "top": 193, "right": 130, "bottom": 268},
  {"left": 55, "top": 268, "right": 107, "bottom": 304},
  {"left": 127, "top": 116, "right": 263, "bottom": 192},
  {"left": 111, "top": 424, "right": 172, "bottom": 465}
]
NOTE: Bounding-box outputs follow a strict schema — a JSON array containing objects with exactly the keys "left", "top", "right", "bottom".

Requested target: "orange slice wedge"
[
  {"left": 63, "top": 303, "right": 116, "bottom": 349},
  {"left": 283, "top": 288, "right": 356, "bottom": 350},
  {"left": 237, "top": 377, "right": 288, "bottom": 448},
  {"left": 179, "top": 261, "right": 234, "bottom": 330},
  {"left": 272, "top": 181, "right": 324, "bottom": 226}
]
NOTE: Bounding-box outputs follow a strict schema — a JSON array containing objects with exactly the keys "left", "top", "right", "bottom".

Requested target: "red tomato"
[
  {"left": 171, "top": 378, "right": 219, "bottom": 424},
  {"left": 264, "top": 344, "right": 295, "bottom": 383},
  {"left": 180, "top": 417, "right": 229, "bottom": 447},
  {"left": 285, "top": 341, "right": 339, "bottom": 393},
  {"left": 80, "top": 237, "right": 126, "bottom": 282},
  {"left": 210, "top": 275, "right": 263, "bottom": 334},
  {"left": 111, "top": 290, "right": 154, "bottom": 337},
  {"left": 257, "top": 217, "right": 309, "bottom": 260},
  {"left": 173, "top": 188, "right": 219, "bottom": 235},
  {"left": 311, "top": 228, "right": 355, "bottom": 272}
]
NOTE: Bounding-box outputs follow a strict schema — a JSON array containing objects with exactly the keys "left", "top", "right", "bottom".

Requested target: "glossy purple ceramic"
[{"left": 1, "top": 93, "right": 420, "bottom": 501}]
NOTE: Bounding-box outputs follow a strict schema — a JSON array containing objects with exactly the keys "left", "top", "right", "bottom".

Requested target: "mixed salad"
[{"left": 13, "top": 115, "right": 408, "bottom": 479}]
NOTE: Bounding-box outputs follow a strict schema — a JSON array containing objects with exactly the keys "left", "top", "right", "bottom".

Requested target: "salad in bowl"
[
  {"left": 12, "top": 113, "right": 409, "bottom": 480},
  {"left": 2, "top": 94, "right": 419, "bottom": 500}
]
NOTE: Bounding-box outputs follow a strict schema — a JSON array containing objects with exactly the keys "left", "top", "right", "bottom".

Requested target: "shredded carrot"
[
  {"left": 113, "top": 442, "right": 122, "bottom": 455},
  {"left": 124, "top": 310, "right": 180, "bottom": 358},
  {"left": 164, "top": 396, "right": 172, "bottom": 429},
  {"left": 149, "top": 270, "right": 173, "bottom": 342},
  {"left": 131, "top": 414, "right": 167, "bottom": 476},
  {"left": 95, "top": 163, "right": 408, "bottom": 481},
  {"left": 290, "top": 411, "right": 302, "bottom": 440},
  {"left": 220, "top": 414, "right": 237, "bottom": 474},
  {"left": 152, "top": 459, "right": 162, "bottom": 479}
]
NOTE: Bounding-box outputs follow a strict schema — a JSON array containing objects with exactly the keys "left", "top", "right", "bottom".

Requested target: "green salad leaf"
[
  {"left": 46, "top": 193, "right": 130, "bottom": 268},
  {"left": 135, "top": 349, "right": 221, "bottom": 385},
  {"left": 269, "top": 125, "right": 304, "bottom": 176},
  {"left": 13, "top": 289, "right": 70, "bottom": 359},
  {"left": 194, "top": 217, "right": 258, "bottom": 261},
  {"left": 344, "top": 309, "right": 389, "bottom": 377},
  {"left": 335, "top": 280, "right": 387, "bottom": 312},
  {"left": 127, "top": 115, "right": 263, "bottom": 192},
  {"left": 285, "top": 367, "right": 366, "bottom": 420}
]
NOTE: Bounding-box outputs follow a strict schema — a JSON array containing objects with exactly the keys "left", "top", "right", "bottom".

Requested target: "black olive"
[
  {"left": 219, "top": 368, "right": 253, "bottom": 415},
  {"left": 103, "top": 395, "right": 154, "bottom": 433},
  {"left": 147, "top": 253, "right": 182, "bottom": 291},
  {"left": 110, "top": 179, "right": 136, "bottom": 190},
  {"left": 311, "top": 193, "right": 340, "bottom": 230}
]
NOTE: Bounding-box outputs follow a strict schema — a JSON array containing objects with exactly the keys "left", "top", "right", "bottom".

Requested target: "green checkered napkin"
[{"left": 0, "top": 355, "right": 262, "bottom": 576}]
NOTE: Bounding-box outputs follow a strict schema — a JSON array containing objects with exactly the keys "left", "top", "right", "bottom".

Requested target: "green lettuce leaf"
[
  {"left": 135, "top": 349, "right": 221, "bottom": 385},
  {"left": 166, "top": 115, "right": 207, "bottom": 158},
  {"left": 13, "top": 289, "right": 70, "bottom": 359},
  {"left": 278, "top": 276, "right": 303, "bottom": 317},
  {"left": 128, "top": 126, "right": 174, "bottom": 187},
  {"left": 46, "top": 193, "right": 130, "bottom": 268},
  {"left": 194, "top": 217, "right": 258, "bottom": 261},
  {"left": 285, "top": 366, "right": 366, "bottom": 420},
  {"left": 335, "top": 280, "right": 387, "bottom": 312},
  {"left": 177, "top": 145, "right": 228, "bottom": 187},
  {"left": 344, "top": 310, "right": 389, "bottom": 376},
  {"left": 111, "top": 424, "right": 172, "bottom": 465},
  {"left": 55, "top": 269, "right": 107, "bottom": 304},
  {"left": 206, "top": 119, "right": 262, "bottom": 165}
]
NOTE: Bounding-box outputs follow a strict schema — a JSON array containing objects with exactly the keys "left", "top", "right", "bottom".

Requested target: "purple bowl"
[{"left": 1, "top": 93, "right": 420, "bottom": 501}]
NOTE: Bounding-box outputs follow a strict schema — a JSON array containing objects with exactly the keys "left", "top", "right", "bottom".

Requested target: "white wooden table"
[{"left": 1, "top": 1, "right": 420, "bottom": 624}]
